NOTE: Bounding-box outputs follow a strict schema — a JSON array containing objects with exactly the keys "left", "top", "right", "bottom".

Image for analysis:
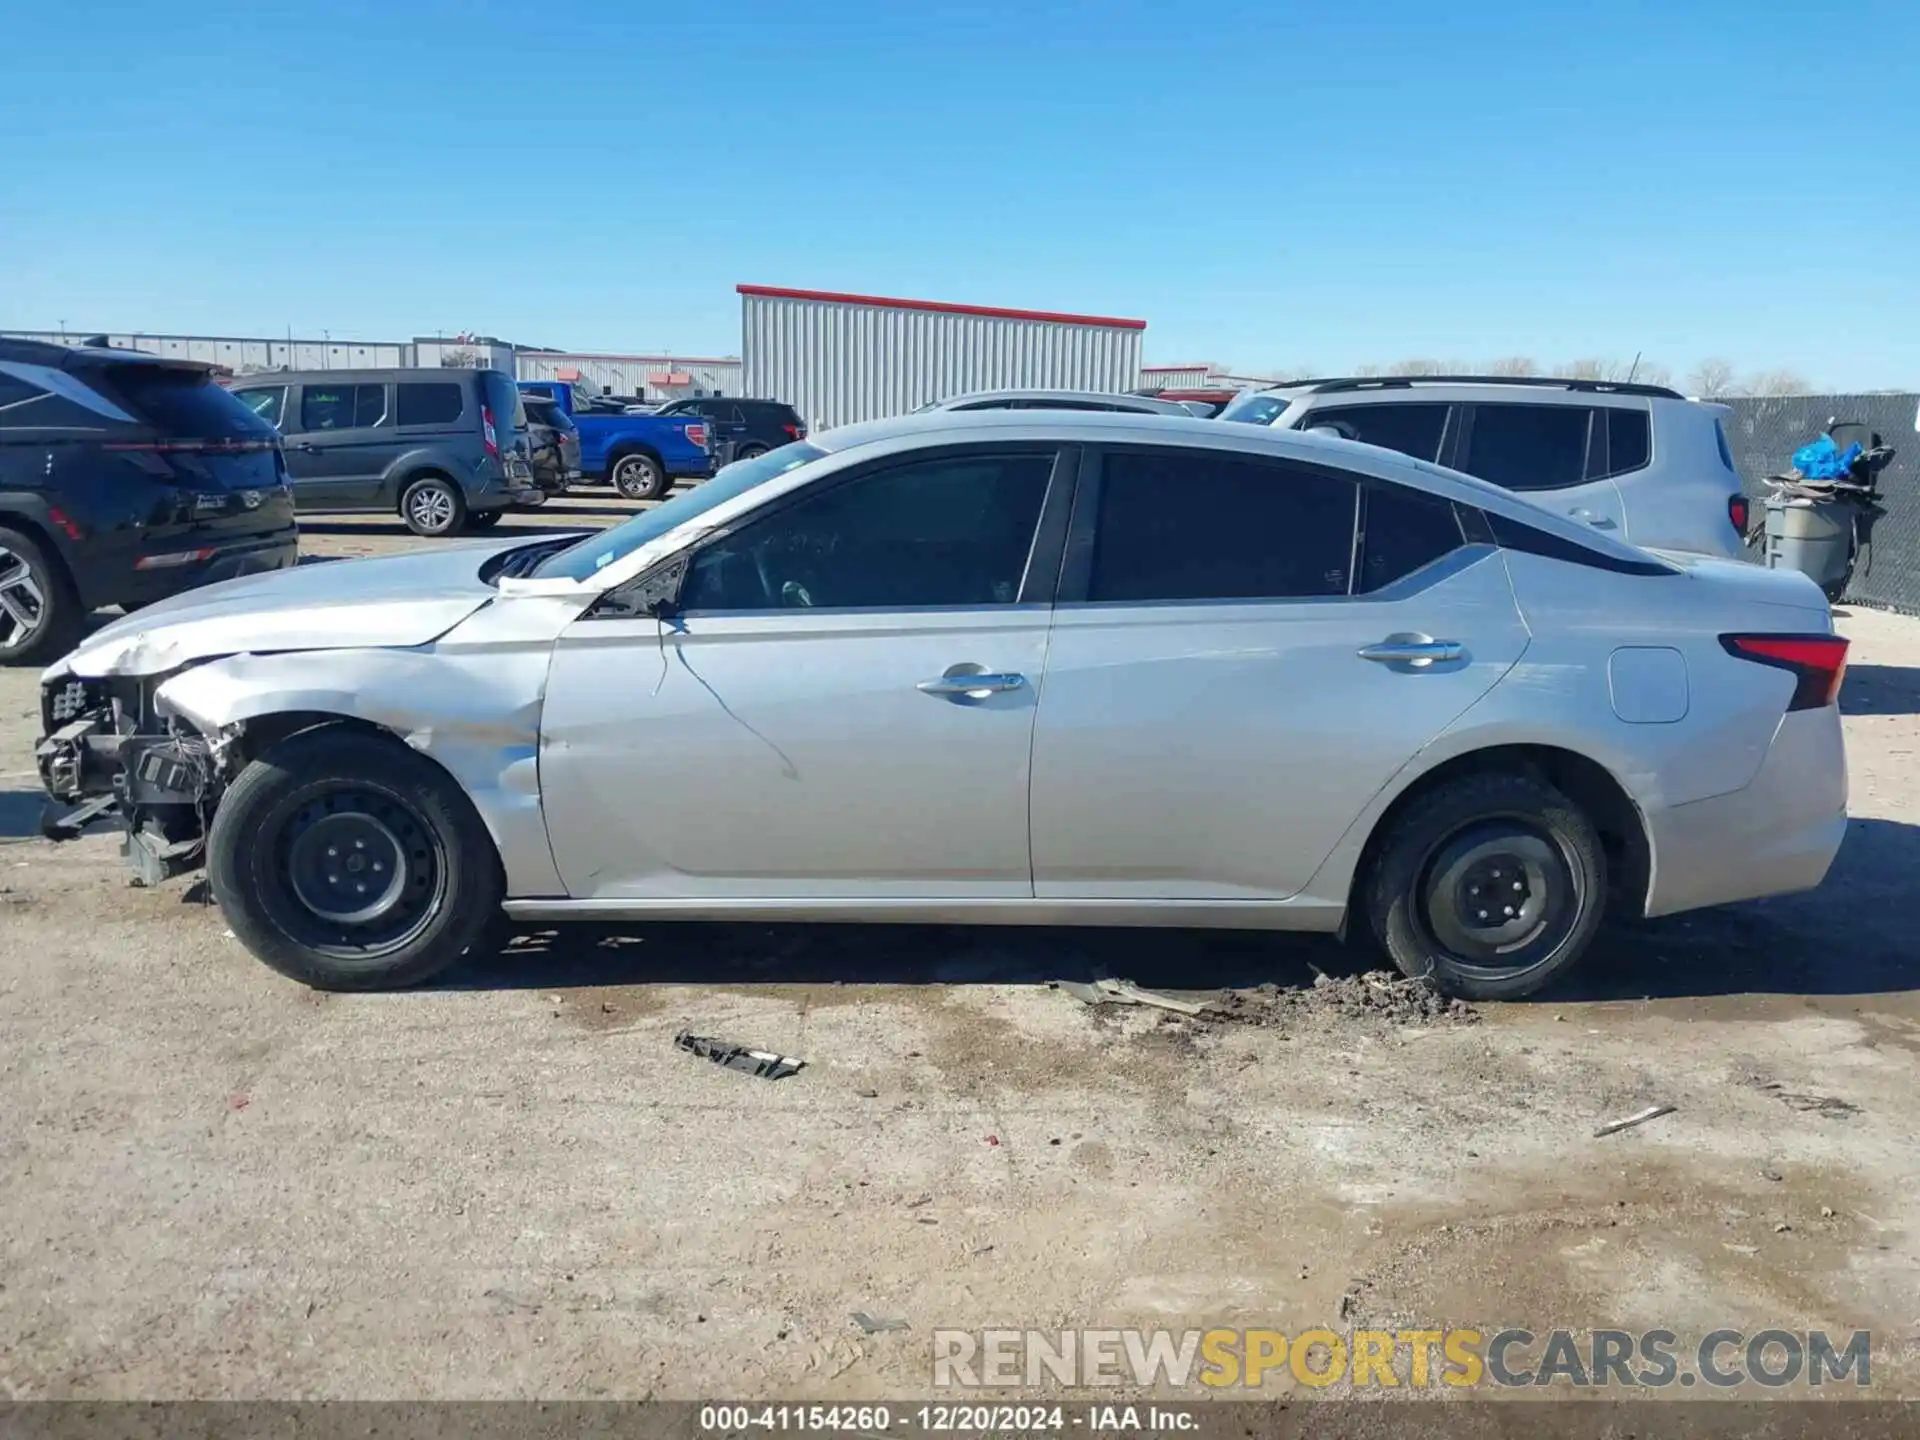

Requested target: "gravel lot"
[{"left": 2, "top": 500, "right": 1917, "bottom": 1402}]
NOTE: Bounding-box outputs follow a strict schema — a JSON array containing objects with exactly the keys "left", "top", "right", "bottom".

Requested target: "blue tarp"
[{"left": 1792, "top": 434, "right": 1865, "bottom": 480}]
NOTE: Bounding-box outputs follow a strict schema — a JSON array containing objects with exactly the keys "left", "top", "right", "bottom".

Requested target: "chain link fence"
[{"left": 1720, "top": 394, "right": 1920, "bottom": 613}]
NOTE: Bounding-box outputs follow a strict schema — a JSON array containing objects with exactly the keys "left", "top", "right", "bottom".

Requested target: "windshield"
[
  {"left": 1217, "top": 391, "right": 1295, "bottom": 426},
  {"left": 532, "top": 441, "right": 829, "bottom": 581}
]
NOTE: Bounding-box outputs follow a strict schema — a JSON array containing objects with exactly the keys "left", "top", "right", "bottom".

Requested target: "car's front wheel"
[
  {"left": 208, "top": 728, "right": 504, "bottom": 991},
  {"left": 1363, "top": 771, "right": 1606, "bottom": 1000}
]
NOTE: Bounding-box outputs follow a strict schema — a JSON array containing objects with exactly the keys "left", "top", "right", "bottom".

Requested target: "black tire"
[
  {"left": 1363, "top": 771, "right": 1606, "bottom": 1001},
  {"left": 208, "top": 728, "right": 504, "bottom": 991},
  {"left": 399, "top": 474, "right": 467, "bottom": 537},
  {"left": 465, "top": 509, "right": 505, "bottom": 530},
  {"left": 609, "top": 452, "right": 667, "bottom": 500},
  {"left": 0, "top": 524, "right": 82, "bottom": 667},
  {"left": 735, "top": 444, "right": 768, "bottom": 462}
]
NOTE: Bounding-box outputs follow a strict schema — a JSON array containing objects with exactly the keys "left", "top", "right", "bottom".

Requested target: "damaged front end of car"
[{"left": 37, "top": 668, "right": 237, "bottom": 885}]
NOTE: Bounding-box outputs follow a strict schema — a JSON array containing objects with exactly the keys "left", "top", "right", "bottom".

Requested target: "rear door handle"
[
  {"left": 1568, "top": 507, "right": 1615, "bottom": 528},
  {"left": 917, "top": 669, "right": 1027, "bottom": 699},
  {"left": 1357, "top": 638, "right": 1464, "bottom": 666}
]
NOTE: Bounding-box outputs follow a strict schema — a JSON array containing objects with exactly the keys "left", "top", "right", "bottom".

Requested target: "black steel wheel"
[
  {"left": 209, "top": 728, "right": 503, "bottom": 990},
  {"left": 1363, "top": 771, "right": 1607, "bottom": 1000}
]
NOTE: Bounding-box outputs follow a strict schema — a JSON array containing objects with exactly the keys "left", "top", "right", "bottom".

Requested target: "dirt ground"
[{"left": 2, "top": 501, "right": 1917, "bottom": 1403}]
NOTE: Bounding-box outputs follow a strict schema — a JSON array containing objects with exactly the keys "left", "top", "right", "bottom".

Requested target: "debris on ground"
[
  {"left": 1054, "top": 977, "right": 1209, "bottom": 1016},
  {"left": 1740, "top": 1075, "right": 1861, "bottom": 1120},
  {"left": 1209, "top": 970, "right": 1477, "bottom": 1028},
  {"left": 673, "top": 1030, "right": 804, "bottom": 1080},
  {"left": 851, "top": 1312, "right": 909, "bottom": 1334},
  {"left": 1593, "top": 1103, "right": 1676, "bottom": 1138}
]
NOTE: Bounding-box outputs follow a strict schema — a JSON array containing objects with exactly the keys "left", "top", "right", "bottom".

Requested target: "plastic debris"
[
  {"left": 673, "top": 1030, "right": 804, "bottom": 1080},
  {"left": 852, "top": 1312, "right": 910, "bottom": 1334},
  {"left": 1053, "top": 977, "right": 1208, "bottom": 1016},
  {"left": 1593, "top": 1103, "right": 1675, "bottom": 1138}
]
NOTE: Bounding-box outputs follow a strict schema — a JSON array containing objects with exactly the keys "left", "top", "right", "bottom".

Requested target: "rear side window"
[
  {"left": 1602, "top": 408, "right": 1651, "bottom": 476},
  {"left": 236, "top": 386, "right": 286, "bottom": 428},
  {"left": 1302, "top": 403, "right": 1449, "bottom": 461},
  {"left": 1461, "top": 404, "right": 1591, "bottom": 491},
  {"left": 299, "top": 383, "right": 387, "bottom": 431},
  {"left": 1089, "top": 448, "right": 1356, "bottom": 602},
  {"left": 1357, "top": 484, "right": 1466, "bottom": 593},
  {"left": 97, "top": 367, "right": 278, "bottom": 439},
  {"left": 396, "top": 382, "right": 464, "bottom": 427}
]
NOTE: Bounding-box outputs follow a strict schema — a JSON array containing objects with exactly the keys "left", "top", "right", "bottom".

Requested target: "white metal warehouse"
[{"left": 738, "top": 284, "right": 1146, "bottom": 430}]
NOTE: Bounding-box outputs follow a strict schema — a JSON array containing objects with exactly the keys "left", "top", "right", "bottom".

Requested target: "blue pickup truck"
[{"left": 517, "top": 380, "right": 715, "bottom": 499}]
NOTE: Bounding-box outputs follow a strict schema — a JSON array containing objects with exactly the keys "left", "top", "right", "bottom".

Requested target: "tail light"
[
  {"left": 481, "top": 404, "right": 500, "bottom": 458},
  {"left": 684, "top": 422, "right": 710, "bottom": 449},
  {"left": 1720, "top": 633, "right": 1849, "bottom": 711},
  {"left": 783, "top": 422, "right": 805, "bottom": 440},
  {"left": 1728, "top": 494, "right": 1750, "bottom": 536}
]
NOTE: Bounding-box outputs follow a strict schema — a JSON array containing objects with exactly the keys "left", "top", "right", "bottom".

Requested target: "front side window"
[
  {"left": 1461, "top": 404, "right": 1592, "bottom": 491},
  {"left": 300, "top": 382, "right": 386, "bottom": 431},
  {"left": 680, "top": 451, "right": 1055, "bottom": 611},
  {"left": 1088, "top": 448, "right": 1357, "bottom": 602},
  {"left": 236, "top": 386, "right": 286, "bottom": 428},
  {"left": 396, "top": 382, "right": 464, "bottom": 427},
  {"left": 1302, "top": 403, "right": 1450, "bottom": 462}
]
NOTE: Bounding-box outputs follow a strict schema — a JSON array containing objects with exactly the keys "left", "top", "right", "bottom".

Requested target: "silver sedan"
[{"left": 36, "top": 412, "right": 1849, "bottom": 999}]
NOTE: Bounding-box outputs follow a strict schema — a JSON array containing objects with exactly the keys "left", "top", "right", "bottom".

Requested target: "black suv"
[
  {"left": 653, "top": 397, "right": 806, "bottom": 462},
  {"left": 0, "top": 338, "right": 298, "bottom": 665}
]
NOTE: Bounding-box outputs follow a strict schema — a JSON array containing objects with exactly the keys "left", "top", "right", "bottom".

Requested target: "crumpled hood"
[{"left": 56, "top": 538, "right": 534, "bottom": 679}]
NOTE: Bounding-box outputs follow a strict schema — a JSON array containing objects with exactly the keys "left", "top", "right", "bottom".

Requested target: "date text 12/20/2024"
[{"left": 699, "top": 1405, "right": 1194, "bottom": 1433}]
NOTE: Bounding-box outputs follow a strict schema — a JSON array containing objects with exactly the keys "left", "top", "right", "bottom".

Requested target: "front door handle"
[
  {"left": 1357, "top": 637, "right": 1464, "bottom": 666},
  {"left": 1568, "top": 507, "right": 1615, "bottom": 529},
  {"left": 917, "top": 667, "right": 1027, "bottom": 700}
]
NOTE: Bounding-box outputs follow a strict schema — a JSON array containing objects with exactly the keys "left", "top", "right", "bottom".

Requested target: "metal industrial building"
[
  {"left": 738, "top": 284, "right": 1147, "bottom": 429},
  {"left": 515, "top": 351, "right": 743, "bottom": 401},
  {"left": 0, "top": 329, "right": 411, "bottom": 373}
]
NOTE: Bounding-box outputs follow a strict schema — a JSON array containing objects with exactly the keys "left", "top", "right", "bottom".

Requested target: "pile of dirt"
[{"left": 1210, "top": 969, "right": 1477, "bottom": 1028}]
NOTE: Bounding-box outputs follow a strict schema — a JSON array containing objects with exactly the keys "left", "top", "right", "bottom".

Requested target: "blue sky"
[{"left": 2, "top": 0, "right": 1914, "bottom": 389}]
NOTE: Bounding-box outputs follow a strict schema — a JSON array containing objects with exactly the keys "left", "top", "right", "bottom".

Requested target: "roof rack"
[{"left": 1266, "top": 375, "right": 1685, "bottom": 401}]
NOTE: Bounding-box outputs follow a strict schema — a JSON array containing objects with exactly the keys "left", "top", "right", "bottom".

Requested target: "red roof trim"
[
  {"left": 736, "top": 284, "right": 1147, "bottom": 331},
  {"left": 529, "top": 352, "right": 740, "bottom": 365}
]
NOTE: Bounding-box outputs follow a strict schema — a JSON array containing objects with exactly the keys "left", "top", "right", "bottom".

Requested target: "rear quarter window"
[
  {"left": 97, "top": 367, "right": 278, "bottom": 440},
  {"left": 396, "top": 382, "right": 465, "bottom": 427}
]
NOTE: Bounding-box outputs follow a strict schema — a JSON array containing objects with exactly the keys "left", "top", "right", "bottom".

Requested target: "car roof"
[
  {"left": 228, "top": 368, "right": 489, "bottom": 386},
  {"left": 930, "top": 388, "right": 1192, "bottom": 415},
  {"left": 1252, "top": 374, "right": 1688, "bottom": 403},
  {"left": 0, "top": 336, "right": 216, "bottom": 374},
  {"left": 812, "top": 408, "right": 1664, "bottom": 566}
]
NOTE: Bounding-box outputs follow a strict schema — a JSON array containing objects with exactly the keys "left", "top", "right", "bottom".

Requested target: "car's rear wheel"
[
  {"left": 735, "top": 443, "right": 768, "bottom": 462},
  {"left": 399, "top": 475, "right": 466, "bottom": 537},
  {"left": 1363, "top": 771, "right": 1606, "bottom": 1000},
  {"left": 0, "top": 525, "right": 81, "bottom": 667},
  {"left": 609, "top": 453, "right": 667, "bottom": 500},
  {"left": 465, "top": 509, "right": 505, "bottom": 530},
  {"left": 208, "top": 728, "right": 504, "bottom": 991}
]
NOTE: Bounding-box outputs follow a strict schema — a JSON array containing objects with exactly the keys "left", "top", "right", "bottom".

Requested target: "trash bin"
[{"left": 1764, "top": 498, "right": 1852, "bottom": 593}]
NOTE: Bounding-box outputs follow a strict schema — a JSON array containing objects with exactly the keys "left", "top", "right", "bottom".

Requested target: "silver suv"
[{"left": 1219, "top": 376, "right": 1749, "bottom": 558}]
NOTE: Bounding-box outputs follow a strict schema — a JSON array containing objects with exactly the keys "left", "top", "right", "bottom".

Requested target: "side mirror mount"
[{"left": 597, "top": 556, "right": 687, "bottom": 620}]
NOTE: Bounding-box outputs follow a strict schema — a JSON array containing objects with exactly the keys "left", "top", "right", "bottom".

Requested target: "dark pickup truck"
[{"left": 516, "top": 381, "right": 714, "bottom": 499}]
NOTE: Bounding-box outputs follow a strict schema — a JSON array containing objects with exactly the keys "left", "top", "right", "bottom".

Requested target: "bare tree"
[
  {"left": 1744, "top": 368, "right": 1813, "bottom": 397},
  {"left": 1486, "top": 356, "right": 1540, "bottom": 376},
  {"left": 1353, "top": 362, "right": 1387, "bottom": 377},
  {"left": 1630, "top": 361, "right": 1674, "bottom": 389},
  {"left": 1686, "top": 358, "right": 1738, "bottom": 398},
  {"left": 1563, "top": 358, "right": 1608, "bottom": 381}
]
